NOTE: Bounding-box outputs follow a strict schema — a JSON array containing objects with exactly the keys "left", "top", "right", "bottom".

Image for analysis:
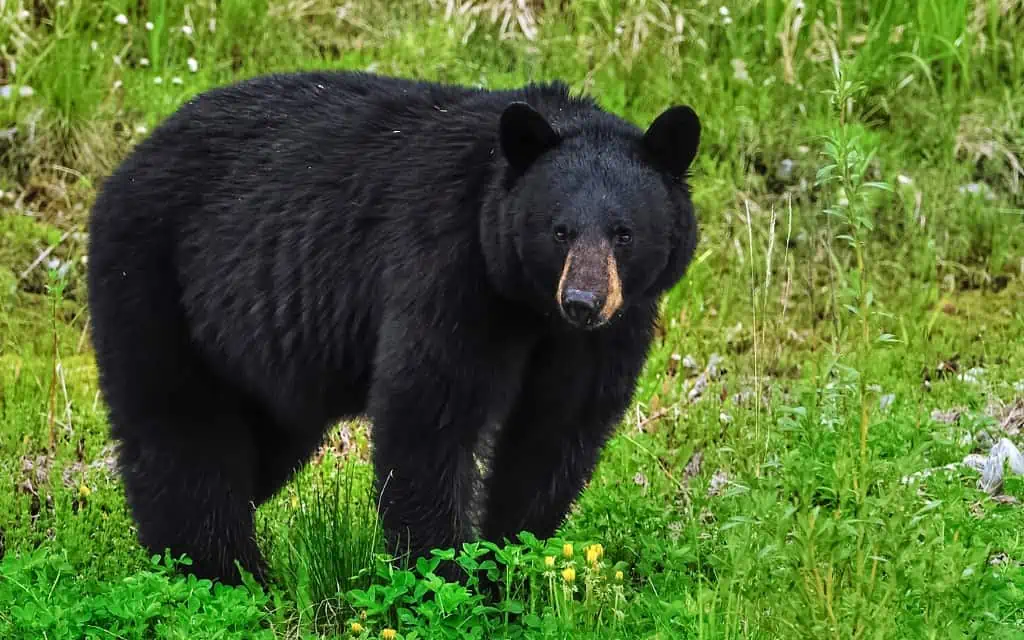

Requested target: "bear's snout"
[{"left": 556, "top": 238, "right": 624, "bottom": 329}]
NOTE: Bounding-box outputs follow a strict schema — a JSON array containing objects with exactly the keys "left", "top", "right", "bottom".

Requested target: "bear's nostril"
[{"left": 562, "top": 288, "right": 599, "bottom": 325}]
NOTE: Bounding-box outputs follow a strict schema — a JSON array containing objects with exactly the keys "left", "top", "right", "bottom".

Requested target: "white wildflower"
[
  {"left": 115, "top": 14, "right": 128, "bottom": 25},
  {"left": 187, "top": 58, "right": 198, "bottom": 73}
]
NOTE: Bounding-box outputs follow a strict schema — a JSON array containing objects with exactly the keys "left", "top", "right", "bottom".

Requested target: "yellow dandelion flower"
[
  {"left": 585, "top": 543, "right": 604, "bottom": 565},
  {"left": 562, "top": 566, "right": 576, "bottom": 583},
  {"left": 381, "top": 629, "right": 397, "bottom": 640},
  {"left": 78, "top": 485, "right": 92, "bottom": 499},
  {"left": 562, "top": 543, "right": 573, "bottom": 559},
  {"left": 544, "top": 555, "right": 555, "bottom": 568},
  {"left": 290, "top": 495, "right": 299, "bottom": 509},
  {"left": 350, "top": 622, "right": 364, "bottom": 634},
  {"left": 614, "top": 570, "right": 624, "bottom": 582}
]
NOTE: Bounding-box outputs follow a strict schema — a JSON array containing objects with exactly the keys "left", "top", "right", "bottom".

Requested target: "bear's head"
[{"left": 496, "top": 100, "right": 701, "bottom": 331}]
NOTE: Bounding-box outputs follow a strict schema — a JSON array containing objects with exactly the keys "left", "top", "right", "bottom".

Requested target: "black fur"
[{"left": 86, "top": 70, "right": 701, "bottom": 585}]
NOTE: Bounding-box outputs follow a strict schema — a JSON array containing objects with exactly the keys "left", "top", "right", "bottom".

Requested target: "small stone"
[
  {"left": 633, "top": 471, "right": 649, "bottom": 489},
  {"left": 978, "top": 438, "right": 1024, "bottom": 495},
  {"left": 682, "top": 354, "right": 699, "bottom": 374},
  {"left": 957, "top": 367, "right": 986, "bottom": 384},
  {"left": 707, "top": 469, "right": 729, "bottom": 497},
  {"left": 879, "top": 393, "right": 895, "bottom": 411},
  {"left": 957, "top": 182, "right": 996, "bottom": 201},
  {"left": 776, "top": 158, "right": 794, "bottom": 181},
  {"left": 989, "top": 552, "right": 1010, "bottom": 566},
  {"left": 962, "top": 454, "right": 988, "bottom": 472}
]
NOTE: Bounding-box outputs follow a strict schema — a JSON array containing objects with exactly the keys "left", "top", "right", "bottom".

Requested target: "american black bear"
[{"left": 87, "top": 71, "right": 701, "bottom": 585}]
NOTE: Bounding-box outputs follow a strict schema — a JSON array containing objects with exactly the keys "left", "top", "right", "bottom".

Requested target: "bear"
[{"left": 86, "top": 70, "right": 701, "bottom": 586}]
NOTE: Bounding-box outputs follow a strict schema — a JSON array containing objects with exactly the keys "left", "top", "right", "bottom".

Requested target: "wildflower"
[
  {"left": 561, "top": 567, "right": 576, "bottom": 583},
  {"left": 181, "top": 25, "right": 193, "bottom": 36},
  {"left": 585, "top": 544, "right": 604, "bottom": 565},
  {"left": 350, "top": 622, "right": 363, "bottom": 634},
  {"left": 614, "top": 570, "right": 624, "bottom": 582},
  {"left": 544, "top": 555, "right": 555, "bottom": 568},
  {"left": 79, "top": 484, "right": 92, "bottom": 498},
  {"left": 290, "top": 494, "right": 299, "bottom": 509},
  {"left": 140, "top": 57, "right": 150, "bottom": 67},
  {"left": 112, "top": 80, "right": 123, "bottom": 90},
  {"left": 381, "top": 629, "right": 397, "bottom": 640},
  {"left": 187, "top": 57, "right": 198, "bottom": 73},
  {"left": 209, "top": 18, "right": 217, "bottom": 33},
  {"left": 172, "top": 76, "right": 183, "bottom": 85},
  {"left": 145, "top": 21, "right": 154, "bottom": 31},
  {"left": 91, "top": 41, "right": 99, "bottom": 51},
  {"left": 154, "top": 77, "right": 163, "bottom": 85},
  {"left": 562, "top": 543, "right": 573, "bottom": 559},
  {"left": 115, "top": 14, "right": 128, "bottom": 25}
]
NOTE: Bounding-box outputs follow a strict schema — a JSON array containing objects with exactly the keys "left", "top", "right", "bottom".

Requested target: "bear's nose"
[{"left": 562, "top": 288, "right": 600, "bottom": 327}]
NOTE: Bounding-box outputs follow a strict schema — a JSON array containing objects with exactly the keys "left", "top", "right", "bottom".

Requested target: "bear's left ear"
[
  {"left": 641, "top": 105, "right": 701, "bottom": 177},
  {"left": 500, "top": 102, "right": 560, "bottom": 170}
]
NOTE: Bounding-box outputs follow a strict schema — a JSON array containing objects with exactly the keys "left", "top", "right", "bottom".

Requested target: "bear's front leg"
[
  {"left": 481, "top": 312, "right": 655, "bottom": 545},
  {"left": 367, "top": 317, "right": 498, "bottom": 581}
]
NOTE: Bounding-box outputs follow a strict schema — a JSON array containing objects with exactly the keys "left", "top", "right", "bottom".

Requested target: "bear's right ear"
[{"left": 500, "top": 102, "right": 560, "bottom": 170}]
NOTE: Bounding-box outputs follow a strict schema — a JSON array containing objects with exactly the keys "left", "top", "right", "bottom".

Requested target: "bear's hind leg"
[{"left": 115, "top": 399, "right": 267, "bottom": 585}]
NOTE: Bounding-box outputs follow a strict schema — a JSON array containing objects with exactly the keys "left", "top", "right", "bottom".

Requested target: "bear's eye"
[
  {"left": 553, "top": 225, "right": 570, "bottom": 244},
  {"left": 614, "top": 228, "right": 633, "bottom": 246}
]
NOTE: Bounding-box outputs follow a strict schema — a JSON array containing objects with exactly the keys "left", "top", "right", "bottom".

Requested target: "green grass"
[{"left": 2, "top": 0, "right": 1024, "bottom": 638}]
